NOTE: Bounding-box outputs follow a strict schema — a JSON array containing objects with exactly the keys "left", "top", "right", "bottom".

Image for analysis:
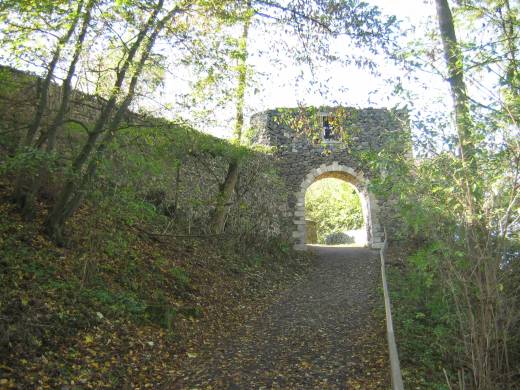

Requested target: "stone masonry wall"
[
  {"left": 0, "top": 66, "right": 140, "bottom": 142},
  {"left": 250, "top": 107, "right": 409, "bottom": 250},
  {"left": 0, "top": 67, "right": 294, "bottom": 245}
]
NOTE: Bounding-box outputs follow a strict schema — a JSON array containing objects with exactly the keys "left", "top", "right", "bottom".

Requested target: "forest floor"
[
  {"left": 0, "top": 179, "right": 311, "bottom": 389},
  {"left": 0, "top": 175, "right": 389, "bottom": 389},
  {"left": 172, "top": 246, "right": 389, "bottom": 389}
]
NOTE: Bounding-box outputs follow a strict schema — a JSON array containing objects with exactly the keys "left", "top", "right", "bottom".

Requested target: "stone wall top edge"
[{"left": 250, "top": 106, "right": 409, "bottom": 117}]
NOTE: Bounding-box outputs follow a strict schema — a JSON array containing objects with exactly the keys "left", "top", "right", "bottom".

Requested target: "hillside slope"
[{"left": 0, "top": 177, "right": 313, "bottom": 388}]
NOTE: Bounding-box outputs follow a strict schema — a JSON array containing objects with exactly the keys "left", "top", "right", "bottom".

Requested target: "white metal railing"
[{"left": 380, "top": 230, "right": 405, "bottom": 389}]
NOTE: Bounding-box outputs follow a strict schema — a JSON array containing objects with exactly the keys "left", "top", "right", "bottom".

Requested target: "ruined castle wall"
[{"left": 250, "top": 107, "right": 409, "bottom": 249}]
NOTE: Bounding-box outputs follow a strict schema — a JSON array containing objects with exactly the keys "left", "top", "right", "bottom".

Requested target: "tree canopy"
[{"left": 0, "top": 0, "right": 518, "bottom": 388}]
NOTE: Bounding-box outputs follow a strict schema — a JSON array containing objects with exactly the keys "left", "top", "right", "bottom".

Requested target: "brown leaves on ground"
[
  {"left": 171, "top": 247, "right": 390, "bottom": 389},
  {"left": 1, "top": 180, "right": 389, "bottom": 389},
  {"left": 0, "top": 179, "right": 312, "bottom": 389},
  {"left": 345, "top": 317, "right": 390, "bottom": 389}
]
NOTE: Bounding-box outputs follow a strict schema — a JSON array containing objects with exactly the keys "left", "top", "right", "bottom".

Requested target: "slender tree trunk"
[
  {"left": 435, "top": 2, "right": 502, "bottom": 388},
  {"left": 233, "top": 7, "right": 251, "bottom": 142},
  {"left": 14, "top": 0, "right": 85, "bottom": 207},
  {"left": 210, "top": 6, "right": 252, "bottom": 233},
  {"left": 493, "top": 1, "right": 518, "bottom": 383},
  {"left": 21, "top": 0, "right": 96, "bottom": 218},
  {"left": 210, "top": 160, "right": 239, "bottom": 233},
  {"left": 44, "top": 1, "right": 180, "bottom": 242},
  {"left": 435, "top": 0, "right": 477, "bottom": 220},
  {"left": 21, "top": 0, "right": 85, "bottom": 148},
  {"left": 42, "top": 0, "right": 96, "bottom": 151},
  {"left": 171, "top": 161, "right": 182, "bottom": 218},
  {"left": 500, "top": 0, "right": 519, "bottom": 123}
]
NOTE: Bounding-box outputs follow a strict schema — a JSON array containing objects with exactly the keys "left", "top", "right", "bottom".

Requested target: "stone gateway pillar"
[{"left": 250, "top": 107, "right": 409, "bottom": 250}]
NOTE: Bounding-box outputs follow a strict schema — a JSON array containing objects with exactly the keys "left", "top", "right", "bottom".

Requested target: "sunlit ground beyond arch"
[{"left": 304, "top": 178, "right": 366, "bottom": 246}]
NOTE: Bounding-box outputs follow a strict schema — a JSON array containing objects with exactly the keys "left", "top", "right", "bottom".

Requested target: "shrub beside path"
[{"left": 173, "top": 246, "right": 389, "bottom": 389}]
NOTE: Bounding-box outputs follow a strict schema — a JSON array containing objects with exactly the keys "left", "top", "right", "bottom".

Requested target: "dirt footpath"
[{"left": 174, "top": 246, "right": 389, "bottom": 389}]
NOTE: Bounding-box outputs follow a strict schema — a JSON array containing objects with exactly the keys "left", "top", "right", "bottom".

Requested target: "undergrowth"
[
  {"left": 0, "top": 177, "right": 312, "bottom": 388},
  {"left": 387, "top": 244, "right": 461, "bottom": 390}
]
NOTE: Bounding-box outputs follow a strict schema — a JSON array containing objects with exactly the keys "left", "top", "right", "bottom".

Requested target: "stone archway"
[
  {"left": 292, "top": 163, "right": 384, "bottom": 250},
  {"left": 250, "top": 106, "right": 409, "bottom": 250}
]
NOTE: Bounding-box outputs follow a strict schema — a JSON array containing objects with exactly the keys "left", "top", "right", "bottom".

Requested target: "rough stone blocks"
[{"left": 251, "top": 106, "right": 409, "bottom": 250}]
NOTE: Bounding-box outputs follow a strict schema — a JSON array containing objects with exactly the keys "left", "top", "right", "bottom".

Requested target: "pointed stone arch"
[{"left": 293, "top": 163, "right": 384, "bottom": 250}]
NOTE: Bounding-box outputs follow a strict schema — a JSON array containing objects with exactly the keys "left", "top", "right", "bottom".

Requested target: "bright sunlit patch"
[{"left": 304, "top": 178, "right": 366, "bottom": 246}]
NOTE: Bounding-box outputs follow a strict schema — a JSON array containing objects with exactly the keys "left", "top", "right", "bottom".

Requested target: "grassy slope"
[{"left": 0, "top": 174, "right": 313, "bottom": 388}]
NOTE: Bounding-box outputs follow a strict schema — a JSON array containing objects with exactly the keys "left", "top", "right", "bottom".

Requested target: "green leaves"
[
  {"left": 0, "top": 147, "right": 59, "bottom": 176},
  {"left": 305, "top": 178, "right": 363, "bottom": 244}
]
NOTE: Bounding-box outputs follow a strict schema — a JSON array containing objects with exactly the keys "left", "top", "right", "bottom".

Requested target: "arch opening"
[
  {"left": 292, "top": 163, "right": 383, "bottom": 250},
  {"left": 304, "top": 178, "right": 366, "bottom": 246}
]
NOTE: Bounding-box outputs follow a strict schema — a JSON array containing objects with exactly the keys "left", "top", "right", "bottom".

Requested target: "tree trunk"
[
  {"left": 171, "top": 161, "right": 182, "bottom": 218},
  {"left": 233, "top": 8, "right": 251, "bottom": 141},
  {"left": 210, "top": 6, "right": 251, "bottom": 233},
  {"left": 435, "top": 0, "right": 477, "bottom": 220},
  {"left": 500, "top": 0, "right": 519, "bottom": 123},
  {"left": 44, "top": 1, "right": 180, "bottom": 242},
  {"left": 42, "top": 0, "right": 96, "bottom": 151},
  {"left": 21, "top": 0, "right": 96, "bottom": 218},
  {"left": 14, "top": 0, "right": 85, "bottom": 208},
  {"left": 435, "top": 1, "right": 500, "bottom": 388},
  {"left": 21, "top": 0, "right": 85, "bottom": 148},
  {"left": 211, "top": 159, "right": 239, "bottom": 234}
]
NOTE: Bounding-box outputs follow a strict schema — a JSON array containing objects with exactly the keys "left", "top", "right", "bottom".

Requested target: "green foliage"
[
  {"left": 305, "top": 178, "right": 363, "bottom": 244},
  {"left": 271, "top": 107, "right": 364, "bottom": 144},
  {"left": 0, "top": 191, "right": 195, "bottom": 336},
  {"left": 0, "top": 147, "right": 59, "bottom": 176},
  {"left": 324, "top": 231, "right": 354, "bottom": 245},
  {"left": 363, "top": 113, "right": 519, "bottom": 387},
  {"left": 169, "top": 266, "right": 190, "bottom": 288},
  {"left": 0, "top": 67, "right": 27, "bottom": 95},
  {"left": 389, "top": 244, "right": 460, "bottom": 388},
  {"left": 81, "top": 288, "right": 147, "bottom": 317}
]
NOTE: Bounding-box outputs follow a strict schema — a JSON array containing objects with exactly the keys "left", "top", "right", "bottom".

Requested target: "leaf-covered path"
[{"left": 174, "top": 246, "right": 388, "bottom": 389}]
